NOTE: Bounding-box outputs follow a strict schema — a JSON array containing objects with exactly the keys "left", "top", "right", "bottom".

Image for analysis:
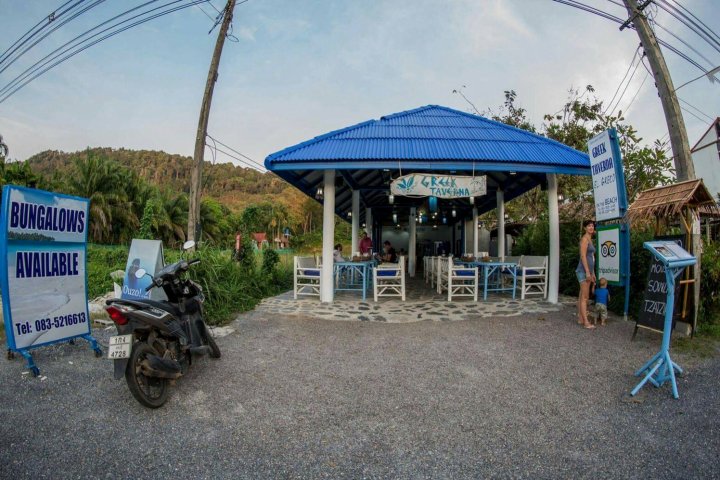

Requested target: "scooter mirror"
[
  {"left": 135, "top": 268, "right": 147, "bottom": 279},
  {"left": 182, "top": 240, "right": 196, "bottom": 251}
]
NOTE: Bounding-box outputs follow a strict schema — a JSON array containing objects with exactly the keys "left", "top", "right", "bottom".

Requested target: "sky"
[{"left": 0, "top": 0, "right": 718, "bottom": 168}]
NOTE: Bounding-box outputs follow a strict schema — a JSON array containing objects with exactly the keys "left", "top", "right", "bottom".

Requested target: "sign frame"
[
  {"left": 596, "top": 223, "right": 622, "bottom": 286},
  {"left": 390, "top": 173, "right": 487, "bottom": 199},
  {"left": 0, "top": 185, "right": 101, "bottom": 375}
]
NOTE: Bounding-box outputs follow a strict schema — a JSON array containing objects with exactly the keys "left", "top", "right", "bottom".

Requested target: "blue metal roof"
[
  {"left": 263, "top": 105, "right": 590, "bottom": 224},
  {"left": 265, "top": 105, "right": 590, "bottom": 173}
]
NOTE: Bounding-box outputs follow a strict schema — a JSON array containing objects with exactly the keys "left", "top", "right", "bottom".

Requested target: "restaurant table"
[
  {"left": 334, "top": 260, "right": 375, "bottom": 300},
  {"left": 458, "top": 260, "right": 518, "bottom": 300}
]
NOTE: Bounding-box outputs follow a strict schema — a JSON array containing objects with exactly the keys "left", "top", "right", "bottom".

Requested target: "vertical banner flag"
[
  {"left": 0, "top": 186, "right": 92, "bottom": 351},
  {"left": 587, "top": 129, "right": 628, "bottom": 222}
]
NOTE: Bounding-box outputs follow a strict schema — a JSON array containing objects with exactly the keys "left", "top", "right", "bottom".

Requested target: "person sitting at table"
[
  {"left": 379, "top": 240, "right": 398, "bottom": 263},
  {"left": 359, "top": 231, "right": 373, "bottom": 255},
  {"left": 333, "top": 244, "right": 347, "bottom": 262}
]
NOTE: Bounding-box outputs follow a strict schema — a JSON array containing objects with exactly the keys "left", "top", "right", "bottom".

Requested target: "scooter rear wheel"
[{"left": 125, "top": 342, "right": 169, "bottom": 408}]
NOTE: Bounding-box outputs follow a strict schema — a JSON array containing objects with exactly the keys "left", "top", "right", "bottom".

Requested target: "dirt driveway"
[{"left": 1, "top": 306, "right": 718, "bottom": 479}]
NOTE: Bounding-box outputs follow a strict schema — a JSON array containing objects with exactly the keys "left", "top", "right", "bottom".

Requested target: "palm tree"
[{"left": 67, "top": 151, "right": 139, "bottom": 243}]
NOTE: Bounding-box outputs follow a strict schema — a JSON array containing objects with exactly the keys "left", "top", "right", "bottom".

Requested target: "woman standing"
[{"left": 576, "top": 220, "right": 597, "bottom": 329}]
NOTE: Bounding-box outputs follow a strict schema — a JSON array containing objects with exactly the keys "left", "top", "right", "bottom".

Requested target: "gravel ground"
[{"left": 0, "top": 306, "right": 719, "bottom": 479}]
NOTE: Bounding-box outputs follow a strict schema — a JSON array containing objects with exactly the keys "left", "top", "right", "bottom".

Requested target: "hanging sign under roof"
[{"left": 390, "top": 174, "right": 486, "bottom": 199}]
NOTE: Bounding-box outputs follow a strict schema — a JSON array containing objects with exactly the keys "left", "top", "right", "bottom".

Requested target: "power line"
[
  {"left": 654, "top": 0, "right": 720, "bottom": 52},
  {"left": 206, "top": 134, "right": 265, "bottom": 170},
  {"left": 607, "top": 53, "right": 643, "bottom": 116},
  {"left": 679, "top": 98, "right": 715, "bottom": 123},
  {"left": 665, "top": 0, "right": 720, "bottom": 44},
  {"left": 0, "top": 0, "right": 108, "bottom": 76},
  {"left": 550, "top": 0, "right": 716, "bottom": 75},
  {"left": 0, "top": 0, "right": 169, "bottom": 98},
  {"left": 621, "top": 71, "right": 649, "bottom": 115},
  {"left": 0, "top": 0, "right": 214, "bottom": 104},
  {"left": 0, "top": 0, "right": 86, "bottom": 65},
  {"left": 680, "top": 105, "right": 709, "bottom": 124},
  {"left": 206, "top": 143, "right": 264, "bottom": 172},
  {"left": 602, "top": 46, "right": 640, "bottom": 116}
]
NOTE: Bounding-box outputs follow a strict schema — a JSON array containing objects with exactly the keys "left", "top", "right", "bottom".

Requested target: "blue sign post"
[
  {"left": 631, "top": 241, "right": 696, "bottom": 399},
  {"left": 588, "top": 129, "right": 631, "bottom": 318},
  {"left": 0, "top": 185, "right": 102, "bottom": 376}
]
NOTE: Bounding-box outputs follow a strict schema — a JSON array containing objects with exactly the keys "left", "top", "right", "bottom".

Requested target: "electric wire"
[
  {"left": 207, "top": 144, "right": 264, "bottom": 172},
  {"left": 0, "top": 0, "right": 172, "bottom": 98},
  {"left": 679, "top": 98, "right": 715, "bottom": 123},
  {"left": 607, "top": 54, "right": 643, "bottom": 116},
  {"left": 665, "top": 0, "right": 720, "bottom": 44},
  {"left": 0, "top": 0, "right": 107, "bottom": 76},
  {"left": 602, "top": 46, "right": 640, "bottom": 116},
  {"left": 620, "top": 71, "right": 649, "bottom": 115},
  {"left": 206, "top": 134, "right": 265, "bottom": 170},
  {"left": 0, "top": 0, "right": 213, "bottom": 104},
  {"left": 680, "top": 105, "right": 708, "bottom": 124},
  {"left": 0, "top": 0, "right": 88, "bottom": 66},
  {"left": 550, "top": 0, "right": 716, "bottom": 75},
  {"left": 654, "top": 0, "right": 720, "bottom": 51}
]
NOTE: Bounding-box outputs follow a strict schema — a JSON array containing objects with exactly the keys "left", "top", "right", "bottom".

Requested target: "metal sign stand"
[
  {"left": 8, "top": 335, "right": 102, "bottom": 377},
  {"left": 631, "top": 241, "right": 696, "bottom": 399}
]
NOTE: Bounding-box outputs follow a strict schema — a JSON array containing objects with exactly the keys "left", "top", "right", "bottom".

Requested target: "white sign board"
[
  {"left": 390, "top": 174, "right": 486, "bottom": 198},
  {"left": 588, "top": 130, "right": 627, "bottom": 221},
  {"left": 0, "top": 186, "right": 91, "bottom": 350},
  {"left": 597, "top": 225, "right": 621, "bottom": 284}
]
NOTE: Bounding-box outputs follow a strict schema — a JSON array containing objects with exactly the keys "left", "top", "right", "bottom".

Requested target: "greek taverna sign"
[{"left": 390, "top": 174, "right": 487, "bottom": 199}]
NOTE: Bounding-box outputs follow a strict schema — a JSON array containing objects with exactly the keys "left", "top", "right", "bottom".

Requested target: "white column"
[
  {"left": 409, "top": 207, "right": 417, "bottom": 277},
  {"left": 321, "top": 169, "right": 336, "bottom": 303},
  {"left": 472, "top": 206, "right": 479, "bottom": 256},
  {"left": 496, "top": 189, "right": 505, "bottom": 260},
  {"left": 547, "top": 173, "right": 560, "bottom": 304},
  {"left": 365, "top": 207, "right": 373, "bottom": 236},
  {"left": 351, "top": 190, "right": 360, "bottom": 255}
]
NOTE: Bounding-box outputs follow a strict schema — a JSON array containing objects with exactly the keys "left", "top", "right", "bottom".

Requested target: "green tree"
[{"left": 66, "top": 150, "right": 139, "bottom": 243}]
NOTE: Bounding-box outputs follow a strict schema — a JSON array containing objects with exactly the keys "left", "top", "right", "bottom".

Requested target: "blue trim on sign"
[
  {"left": 0, "top": 185, "right": 93, "bottom": 354},
  {"left": 608, "top": 128, "right": 629, "bottom": 216},
  {"left": 1, "top": 185, "right": 16, "bottom": 350}
]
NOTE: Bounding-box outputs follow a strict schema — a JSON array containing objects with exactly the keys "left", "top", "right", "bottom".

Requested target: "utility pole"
[
  {"left": 188, "top": 0, "right": 236, "bottom": 243},
  {"left": 622, "top": 0, "right": 695, "bottom": 181}
]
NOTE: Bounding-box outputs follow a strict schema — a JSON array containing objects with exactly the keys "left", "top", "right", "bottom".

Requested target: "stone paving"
[{"left": 257, "top": 276, "right": 571, "bottom": 323}]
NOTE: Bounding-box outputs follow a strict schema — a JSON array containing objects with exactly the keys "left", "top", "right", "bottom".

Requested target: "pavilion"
[{"left": 265, "top": 105, "right": 591, "bottom": 303}]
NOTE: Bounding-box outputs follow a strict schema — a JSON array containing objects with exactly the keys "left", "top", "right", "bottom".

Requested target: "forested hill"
[{"left": 26, "top": 147, "right": 305, "bottom": 213}]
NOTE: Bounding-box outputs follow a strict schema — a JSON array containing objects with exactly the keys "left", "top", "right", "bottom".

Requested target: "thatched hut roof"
[{"left": 627, "top": 179, "right": 719, "bottom": 221}]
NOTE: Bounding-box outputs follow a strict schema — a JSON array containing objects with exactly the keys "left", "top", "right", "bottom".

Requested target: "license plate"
[{"left": 108, "top": 335, "right": 132, "bottom": 359}]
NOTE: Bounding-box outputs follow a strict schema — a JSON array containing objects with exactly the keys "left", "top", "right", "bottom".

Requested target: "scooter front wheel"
[{"left": 125, "top": 342, "right": 169, "bottom": 408}]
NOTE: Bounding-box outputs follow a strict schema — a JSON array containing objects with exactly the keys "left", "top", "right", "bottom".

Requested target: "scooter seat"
[{"left": 107, "top": 298, "right": 182, "bottom": 319}]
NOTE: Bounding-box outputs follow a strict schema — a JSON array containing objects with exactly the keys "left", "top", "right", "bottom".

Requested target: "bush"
[
  {"left": 87, "top": 244, "right": 129, "bottom": 299},
  {"left": 87, "top": 242, "right": 291, "bottom": 325},
  {"left": 699, "top": 240, "right": 720, "bottom": 326},
  {"left": 514, "top": 219, "right": 655, "bottom": 318},
  {"left": 261, "top": 248, "right": 280, "bottom": 275}
]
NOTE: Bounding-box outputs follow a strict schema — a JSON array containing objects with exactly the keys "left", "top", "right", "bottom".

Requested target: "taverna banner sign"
[{"left": 390, "top": 174, "right": 487, "bottom": 199}]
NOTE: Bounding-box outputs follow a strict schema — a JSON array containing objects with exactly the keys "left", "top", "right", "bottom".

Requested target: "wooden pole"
[{"left": 188, "top": 0, "right": 237, "bottom": 243}]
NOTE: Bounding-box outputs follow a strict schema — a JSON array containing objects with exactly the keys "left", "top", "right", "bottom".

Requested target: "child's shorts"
[{"left": 596, "top": 303, "right": 608, "bottom": 322}]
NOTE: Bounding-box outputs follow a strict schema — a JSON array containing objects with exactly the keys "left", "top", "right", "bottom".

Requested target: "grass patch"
[
  {"left": 673, "top": 324, "right": 720, "bottom": 359},
  {"left": 87, "top": 244, "right": 291, "bottom": 326}
]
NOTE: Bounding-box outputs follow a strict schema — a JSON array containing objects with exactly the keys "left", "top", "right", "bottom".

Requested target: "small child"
[{"left": 594, "top": 277, "right": 610, "bottom": 326}]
